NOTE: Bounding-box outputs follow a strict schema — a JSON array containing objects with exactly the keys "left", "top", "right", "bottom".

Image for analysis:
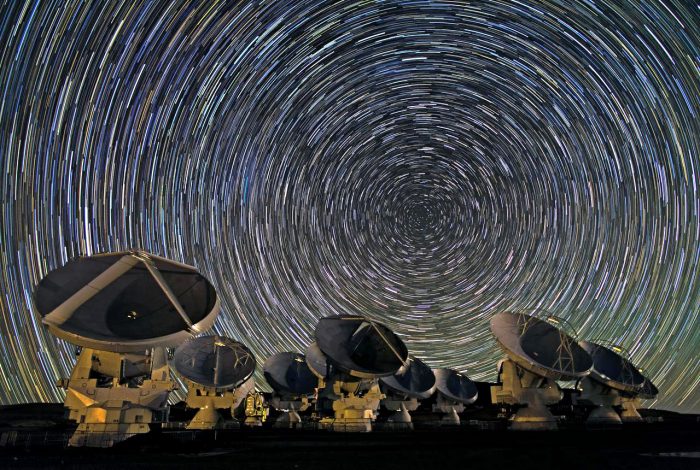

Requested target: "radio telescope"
[
  {"left": 309, "top": 315, "right": 409, "bottom": 432},
  {"left": 490, "top": 312, "right": 592, "bottom": 430},
  {"left": 33, "top": 251, "right": 220, "bottom": 447},
  {"left": 431, "top": 368, "right": 478, "bottom": 425},
  {"left": 264, "top": 352, "right": 317, "bottom": 428},
  {"left": 577, "top": 341, "right": 658, "bottom": 424},
  {"left": 379, "top": 356, "right": 436, "bottom": 429},
  {"left": 172, "top": 335, "right": 255, "bottom": 429}
]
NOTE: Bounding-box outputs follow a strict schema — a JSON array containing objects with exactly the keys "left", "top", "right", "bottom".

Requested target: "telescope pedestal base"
[
  {"left": 387, "top": 405, "right": 412, "bottom": 423},
  {"left": 620, "top": 398, "right": 643, "bottom": 422},
  {"left": 61, "top": 348, "right": 173, "bottom": 448},
  {"left": 385, "top": 404, "right": 414, "bottom": 430},
  {"left": 491, "top": 359, "right": 561, "bottom": 431},
  {"left": 183, "top": 380, "right": 253, "bottom": 430},
  {"left": 269, "top": 397, "right": 309, "bottom": 429},
  {"left": 441, "top": 407, "right": 461, "bottom": 426},
  {"left": 69, "top": 405, "right": 154, "bottom": 448},
  {"left": 187, "top": 405, "right": 223, "bottom": 430},
  {"left": 327, "top": 401, "right": 378, "bottom": 432},
  {"left": 321, "top": 414, "right": 373, "bottom": 432},
  {"left": 510, "top": 402, "right": 557, "bottom": 431},
  {"left": 321, "top": 398, "right": 378, "bottom": 432},
  {"left": 433, "top": 392, "right": 466, "bottom": 426},
  {"left": 577, "top": 377, "right": 639, "bottom": 425},
  {"left": 383, "top": 399, "right": 417, "bottom": 429},
  {"left": 273, "top": 410, "right": 303, "bottom": 429},
  {"left": 586, "top": 406, "right": 623, "bottom": 426},
  {"left": 318, "top": 380, "right": 382, "bottom": 432}
]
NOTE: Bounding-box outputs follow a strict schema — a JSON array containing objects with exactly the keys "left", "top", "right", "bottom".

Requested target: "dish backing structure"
[{"left": 32, "top": 252, "right": 660, "bottom": 446}]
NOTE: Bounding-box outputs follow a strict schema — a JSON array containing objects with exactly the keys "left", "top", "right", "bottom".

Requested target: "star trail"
[{"left": 0, "top": 0, "right": 698, "bottom": 412}]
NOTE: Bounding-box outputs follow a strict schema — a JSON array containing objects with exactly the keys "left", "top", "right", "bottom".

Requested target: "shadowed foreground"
[{"left": 0, "top": 407, "right": 698, "bottom": 470}]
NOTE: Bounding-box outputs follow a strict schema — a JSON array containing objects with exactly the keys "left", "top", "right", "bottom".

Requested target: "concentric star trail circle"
[{"left": 0, "top": 1, "right": 698, "bottom": 412}]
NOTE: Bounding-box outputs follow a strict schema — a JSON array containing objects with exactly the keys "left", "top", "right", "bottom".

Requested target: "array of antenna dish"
[{"left": 33, "top": 251, "right": 658, "bottom": 447}]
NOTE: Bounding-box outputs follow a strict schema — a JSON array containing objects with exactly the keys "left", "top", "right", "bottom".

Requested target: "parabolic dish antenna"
[
  {"left": 578, "top": 341, "right": 646, "bottom": 394},
  {"left": 433, "top": 368, "right": 478, "bottom": 404},
  {"left": 380, "top": 356, "right": 436, "bottom": 399},
  {"left": 574, "top": 340, "right": 658, "bottom": 425},
  {"left": 34, "top": 251, "right": 219, "bottom": 352},
  {"left": 638, "top": 378, "right": 659, "bottom": 400},
  {"left": 490, "top": 312, "right": 592, "bottom": 381},
  {"left": 305, "top": 342, "right": 329, "bottom": 379},
  {"left": 315, "top": 315, "right": 408, "bottom": 378},
  {"left": 264, "top": 352, "right": 317, "bottom": 396},
  {"left": 173, "top": 336, "right": 255, "bottom": 389}
]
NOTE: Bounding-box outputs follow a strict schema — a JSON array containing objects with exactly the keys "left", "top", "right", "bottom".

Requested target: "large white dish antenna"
[
  {"left": 380, "top": 356, "right": 436, "bottom": 399},
  {"left": 315, "top": 315, "right": 408, "bottom": 379},
  {"left": 491, "top": 312, "right": 592, "bottom": 381},
  {"left": 264, "top": 352, "right": 317, "bottom": 396},
  {"left": 172, "top": 336, "right": 255, "bottom": 389},
  {"left": 578, "top": 341, "right": 646, "bottom": 394},
  {"left": 433, "top": 368, "right": 478, "bottom": 404},
  {"left": 34, "top": 251, "right": 220, "bottom": 352}
]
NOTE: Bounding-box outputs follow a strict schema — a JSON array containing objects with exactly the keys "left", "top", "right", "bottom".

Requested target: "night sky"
[{"left": 0, "top": 1, "right": 698, "bottom": 413}]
